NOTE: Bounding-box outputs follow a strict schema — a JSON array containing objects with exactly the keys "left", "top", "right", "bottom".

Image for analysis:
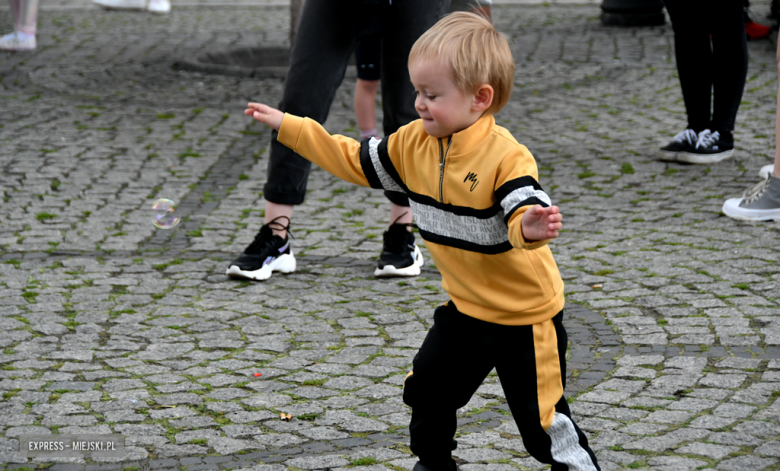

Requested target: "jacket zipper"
[{"left": 438, "top": 137, "right": 452, "bottom": 203}]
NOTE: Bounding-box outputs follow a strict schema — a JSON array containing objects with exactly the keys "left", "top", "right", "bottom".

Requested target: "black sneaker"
[
  {"left": 412, "top": 460, "right": 459, "bottom": 471},
  {"left": 374, "top": 223, "right": 424, "bottom": 277},
  {"left": 225, "top": 216, "right": 296, "bottom": 281},
  {"left": 658, "top": 128, "right": 697, "bottom": 162},
  {"left": 678, "top": 129, "right": 734, "bottom": 164}
]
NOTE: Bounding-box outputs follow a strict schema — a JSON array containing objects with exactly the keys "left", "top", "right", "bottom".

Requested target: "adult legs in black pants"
[
  {"left": 659, "top": 0, "right": 748, "bottom": 164},
  {"left": 226, "top": 0, "right": 450, "bottom": 282}
]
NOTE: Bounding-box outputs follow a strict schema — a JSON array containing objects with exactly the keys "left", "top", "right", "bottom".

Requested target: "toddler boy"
[{"left": 244, "top": 12, "right": 600, "bottom": 471}]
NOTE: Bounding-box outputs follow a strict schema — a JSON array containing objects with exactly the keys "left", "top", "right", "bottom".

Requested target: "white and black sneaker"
[
  {"left": 226, "top": 216, "right": 296, "bottom": 281},
  {"left": 374, "top": 223, "right": 424, "bottom": 277},
  {"left": 678, "top": 129, "right": 734, "bottom": 164},
  {"left": 658, "top": 129, "right": 698, "bottom": 162}
]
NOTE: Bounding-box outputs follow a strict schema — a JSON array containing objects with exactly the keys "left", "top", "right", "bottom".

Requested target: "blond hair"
[{"left": 409, "top": 11, "right": 515, "bottom": 115}]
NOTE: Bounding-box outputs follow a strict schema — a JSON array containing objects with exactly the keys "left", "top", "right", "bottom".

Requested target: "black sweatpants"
[
  {"left": 264, "top": 0, "right": 449, "bottom": 206},
  {"left": 663, "top": 0, "right": 748, "bottom": 140},
  {"left": 403, "top": 303, "right": 600, "bottom": 471}
]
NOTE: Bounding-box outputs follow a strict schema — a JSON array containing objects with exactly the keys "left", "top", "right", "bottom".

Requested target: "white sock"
[{"left": 15, "top": 31, "right": 35, "bottom": 40}]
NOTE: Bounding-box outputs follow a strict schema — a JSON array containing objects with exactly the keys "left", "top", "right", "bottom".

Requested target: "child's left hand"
[{"left": 521, "top": 205, "right": 563, "bottom": 242}]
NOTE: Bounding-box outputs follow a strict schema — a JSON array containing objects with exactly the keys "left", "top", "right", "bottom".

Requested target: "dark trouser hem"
[{"left": 403, "top": 302, "right": 600, "bottom": 471}]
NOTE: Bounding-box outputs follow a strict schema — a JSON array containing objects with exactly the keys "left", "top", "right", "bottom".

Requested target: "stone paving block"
[{"left": 676, "top": 442, "right": 739, "bottom": 460}]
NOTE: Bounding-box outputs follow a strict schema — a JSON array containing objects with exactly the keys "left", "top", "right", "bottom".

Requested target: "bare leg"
[
  {"left": 10, "top": 0, "right": 20, "bottom": 29},
  {"left": 265, "top": 201, "right": 294, "bottom": 238},
  {"left": 355, "top": 78, "right": 380, "bottom": 138},
  {"left": 774, "top": 40, "right": 780, "bottom": 178},
  {"left": 390, "top": 202, "right": 412, "bottom": 231},
  {"left": 17, "top": 0, "right": 39, "bottom": 35}
]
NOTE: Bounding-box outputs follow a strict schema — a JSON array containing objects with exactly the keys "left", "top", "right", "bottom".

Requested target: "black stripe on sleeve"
[
  {"left": 359, "top": 138, "right": 383, "bottom": 190},
  {"left": 495, "top": 175, "right": 543, "bottom": 202}
]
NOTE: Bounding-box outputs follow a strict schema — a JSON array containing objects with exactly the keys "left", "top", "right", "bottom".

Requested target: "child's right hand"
[{"left": 245, "top": 103, "right": 284, "bottom": 131}]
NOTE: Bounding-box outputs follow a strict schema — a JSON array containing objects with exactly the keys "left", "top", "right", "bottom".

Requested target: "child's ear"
[{"left": 473, "top": 84, "right": 494, "bottom": 112}]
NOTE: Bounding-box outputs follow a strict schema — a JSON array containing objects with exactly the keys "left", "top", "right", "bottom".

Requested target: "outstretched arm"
[
  {"left": 243, "top": 102, "right": 386, "bottom": 190},
  {"left": 521, "top": 205, "right": 562, "bottom": 242}
]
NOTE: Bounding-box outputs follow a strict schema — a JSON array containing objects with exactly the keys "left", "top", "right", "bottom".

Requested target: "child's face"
[{"left": 409, "top": 59, "right": 480, "bottom": 138}]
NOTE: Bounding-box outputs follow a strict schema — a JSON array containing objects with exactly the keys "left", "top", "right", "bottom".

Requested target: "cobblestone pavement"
[{"left": 1, "top": 2, "right": 780, "bottom": 470}]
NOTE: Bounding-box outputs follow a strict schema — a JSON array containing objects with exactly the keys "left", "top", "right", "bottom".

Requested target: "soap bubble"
[{"left": 152, "top": 198, "right": 180, "bottom": 229}]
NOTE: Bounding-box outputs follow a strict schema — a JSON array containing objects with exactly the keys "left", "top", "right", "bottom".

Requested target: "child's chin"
[{"left": 422, "top": 121, "right": 444, "bottom": 137}]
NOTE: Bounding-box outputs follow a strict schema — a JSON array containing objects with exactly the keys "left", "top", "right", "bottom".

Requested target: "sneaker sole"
[
  {"left": 374, "top": 246, "right": 424, "bottom": 278},
  {"left": 657, "top": 150, "right": 679, "bottom": 162},
  {"left": 225, "top": 252, "right": 296, "bottom": 281},
  {"left": 677, "top": 149, "right": 734, "bottom": 164},
  {"left": 723, "top": 198, "right": 780, "bottom": 221}
]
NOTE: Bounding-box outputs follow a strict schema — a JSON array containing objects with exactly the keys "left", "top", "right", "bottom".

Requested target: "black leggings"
[
  {"left": 264, "top": 0, "right": 449, "bottom": 207},
  {"left": 663, "top": 0, "right": 748, "bottom": 141}
]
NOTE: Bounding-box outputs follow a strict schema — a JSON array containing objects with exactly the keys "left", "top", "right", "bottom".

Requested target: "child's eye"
[{"left": 427, "top": 95, "right": 436, "bottom": 100}]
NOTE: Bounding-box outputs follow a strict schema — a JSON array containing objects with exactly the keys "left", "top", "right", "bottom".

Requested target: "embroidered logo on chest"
[{"left": 464, "top": 172, "right": 479, "bottom": 191}]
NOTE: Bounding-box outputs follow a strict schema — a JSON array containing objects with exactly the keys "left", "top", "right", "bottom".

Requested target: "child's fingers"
[{"left": 546, "top": 212, "right": 562, "bottom": 224}]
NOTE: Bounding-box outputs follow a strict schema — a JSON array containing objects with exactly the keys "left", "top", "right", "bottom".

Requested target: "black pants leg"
[
  {"left": 378, "top": 0, "right": 449, "bottom": 206},
  {"left": 264, "top": 0, "right": 449, "bottom": 207},
  {"left": 403, "top": 304, "right": 494, "bottom": 471},
  {"left": 403, "top": 304, "right": 600, "bottom": 471},
  {"left": 710, "top": 1, "right": 748, "bottom": 139},
  {"left": 664, "top": 0, "right": 747, "bottom": 139}
]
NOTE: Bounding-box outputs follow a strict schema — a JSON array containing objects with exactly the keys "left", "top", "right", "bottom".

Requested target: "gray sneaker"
[{"left": 722, "top": 174, "right": 780, "bottom": 221}]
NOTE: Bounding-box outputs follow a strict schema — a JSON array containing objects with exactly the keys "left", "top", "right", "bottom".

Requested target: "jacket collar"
[{"left": 435, "top": 114, "right": 495, "bottom": 158}]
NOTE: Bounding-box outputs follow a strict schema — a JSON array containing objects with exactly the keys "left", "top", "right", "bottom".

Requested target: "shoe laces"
[
  {"left": 695, "top": 129, "right": 719, "bottom": 149},
  {"left": 673, "top": 129, "right": 698, "bottom": 145},
  {"left": 244, "top": 215, "right": 293, "bottom": 255},
  {"left": 742, "top": 176, "right": 771, "bottom": 204}
]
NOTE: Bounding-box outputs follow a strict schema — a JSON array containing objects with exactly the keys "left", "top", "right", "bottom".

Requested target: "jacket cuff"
[{"left": 277, "top": 113, "right": 306, "bottom": 150}]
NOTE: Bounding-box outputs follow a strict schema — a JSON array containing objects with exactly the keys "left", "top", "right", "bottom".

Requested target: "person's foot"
[
  {"left": 722, "top": 174, "right": 780, "bottom": 221},
  {"left": 677, "top": 129, "right": 734, "bottom": 164},
  {"left": 374, "top": 223, "right": 424, "bottom": 277},
  {"left": 759, "top": 164, "right": 775, "bottom": 180},
  {"left": 147, "top": 0, "right": 171, "bottom": 14},
  {"left": 92, "top": 0, "right": 145, "bottom": 9},
  {"left": 226, "top": 217, "right": 296, "bottom": 281},
  {"left": 658, "top": 129, "right": 697, "bottom": 162},
  {"left": 0, "top": 31, "right": 36, "bottom": 51}
]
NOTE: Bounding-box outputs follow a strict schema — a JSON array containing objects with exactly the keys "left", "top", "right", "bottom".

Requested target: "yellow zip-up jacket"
[{"left": 278, "top": 113, "right": 564, "bottom": 326}]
